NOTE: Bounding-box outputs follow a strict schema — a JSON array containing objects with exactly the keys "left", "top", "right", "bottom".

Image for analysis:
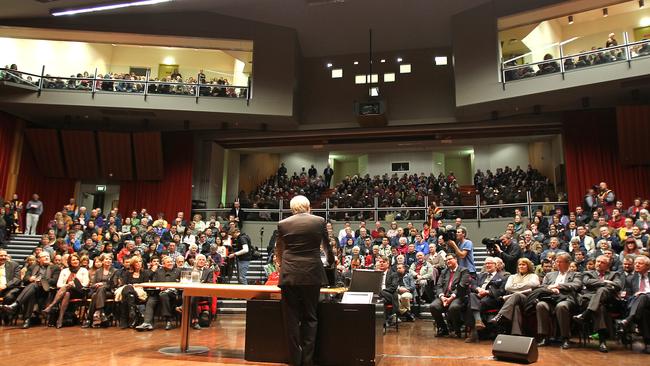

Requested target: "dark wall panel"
[
  {"left": 98, "top": 132, "right": 133, "bottom": 180},
  {"left": 61, "top": 130, "right": 99, "bottom": 179},
  {"left": 24, "top": 129, "right": 65, "bottom": 178},
  {"left": 132, "top": 131, "right": 163, "bottom": 180},
  {"left": 617, "top": 106, "right": 650, "bottom": 166}
]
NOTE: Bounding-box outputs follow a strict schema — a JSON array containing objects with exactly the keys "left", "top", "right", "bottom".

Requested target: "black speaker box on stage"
[{"left": 492, "top": 334, "right": 538, "bottom": 364}]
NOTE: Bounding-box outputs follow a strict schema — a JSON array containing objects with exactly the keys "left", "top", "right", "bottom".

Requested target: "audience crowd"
[
  {"left": 505, "top": 34, "right": 650, "bottom": 81},
  {"left": 1, "top": 65, "right": 247, "bottom": 98},
  {"left": 1, "top": 179, "right": 649, "bottom": 355}
]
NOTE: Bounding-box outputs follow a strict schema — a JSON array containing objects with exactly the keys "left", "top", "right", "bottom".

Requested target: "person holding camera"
[
  {"left": 446, "top": 226, "right": 476, "bottom": 276},
  {"left": 492, "top": 233, "right": 522, "bottom": 275}
]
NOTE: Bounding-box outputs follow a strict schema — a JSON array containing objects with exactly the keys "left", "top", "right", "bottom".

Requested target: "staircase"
[
  {"left": 217, "top": 245, "right": 490, "bottom": 316},
  {"left": 4, "top": 234, "right": 40, "bottom": 264}
]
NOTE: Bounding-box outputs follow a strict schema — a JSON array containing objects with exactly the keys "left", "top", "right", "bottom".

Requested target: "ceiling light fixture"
[
  {"left": 397, "top": 57, "right": 403, "bottom": 63},
  {"left": 326, "top": 62, "right": 333, "bottom": 68},
  {"left": 353, "top": 61, "right": 359, "bottom": 65},
  {"left": 51, "top": 0, "right": 172, "bottom": 16},
  {"left": 602, "top": 8, "right": 608, "bottom": 17},
  {"left": 640, "top": 0, "right": 645, "bottom": 8},
  {"left": 568, "top": 15, "right": 574, "bottom": 24}
]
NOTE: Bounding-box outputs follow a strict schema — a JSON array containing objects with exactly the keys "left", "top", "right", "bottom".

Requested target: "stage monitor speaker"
[{"left": 492, "top": 334, "right": 538, "bottom": 364}]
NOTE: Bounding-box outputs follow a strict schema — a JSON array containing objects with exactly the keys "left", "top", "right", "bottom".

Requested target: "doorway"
[{"left": 78, "top": 183, "right": 120, "bottom": 214}]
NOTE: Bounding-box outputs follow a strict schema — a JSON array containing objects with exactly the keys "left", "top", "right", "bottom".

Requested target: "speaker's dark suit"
[
  {"left": 624, "top": 272, "right": 650, "bottom": 341},
  {"left": 380, "top": 269, "right": 400, "bottom": 317},
  {"left": 535, "top": 271, "right": 582, "bottom": 338},
  {"left": 429, "top": 266, "right": 470, "bottom": 333},
  {"left": 276, "top": 212, "right": 333, "bottom": 366},
  {"left": 580, "top": 270, "right": 624, "bottom": 331},
  {"left": 0, "top": 260, "right": 22, "bottom": 303}
]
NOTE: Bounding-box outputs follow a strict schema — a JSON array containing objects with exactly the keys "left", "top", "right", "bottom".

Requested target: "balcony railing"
[
  {"left": 192, "top": 191, "right": 568, "bottom": 223},
  {"left": 500, "top": 35, "right": 650, "bottom": 87},
  {"left": 0, "top": 66, "right": 252, "bottom": 104}
]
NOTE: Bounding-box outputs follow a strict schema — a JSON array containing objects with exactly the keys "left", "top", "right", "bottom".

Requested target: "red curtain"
[
  {"left": 15, "top": 141, "right": 76, "bottom": 234},
  {"left": 563, "top": 109, "right": 650, "bottom": 211},
  {"left": 118, "top": 132, "right": 193, "bottom": 221},
  {"left": 0, "top": 113, "right": 17, "bottom": 198}
]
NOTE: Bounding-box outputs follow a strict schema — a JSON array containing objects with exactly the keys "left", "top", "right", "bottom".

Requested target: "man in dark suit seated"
[
  {"left": 135, "top": 256, "right": 180, "bottom": 331},
  {"left": 573, "top": 255, "right": 624, "bottom": 353},
  {"left": 618, "top": 255, "right": 650, "bottom": 354},
  {"left": 535, "top": 252, "right": 582, "bottom": 349},
  {"left": 430, "top": 253, "right": 470, "bottom": 337},
  {"left": 464, "top": 256, "right": 507, "bottom": 342},
  {"left": 0, "top": 249, "right": 21, "bottom": 307},
  {"left": 377, "top": 255, "right": 399, "bottom": 325},
  {"left": 275, "top": 195, "right": 334, "bottom": 366},
  {"left": 1, "top": 251, "right": 60, "bottom": 328},
  {"left": 190, "top": 254, "right": 216, "bottom": 330}
]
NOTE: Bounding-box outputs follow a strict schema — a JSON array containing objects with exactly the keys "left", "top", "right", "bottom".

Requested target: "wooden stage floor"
[{"left": 1, "top": 314, "right": 648, "bottom": 365}]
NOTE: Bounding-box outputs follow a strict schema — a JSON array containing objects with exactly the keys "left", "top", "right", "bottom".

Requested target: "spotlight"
[
  {"left": 380, "top": 59, "right": 386, "bottom": 63},
  {"left": 603, "top": 8, "right": 608, "bottom": 17},
  {"left": 397, "top": 57, "right": 403, "bottom": 63},
  {"left": 353, "top": 61, "right": 359, "bottom": 65},
  {"left": 568, "top": 15, "right": 574, "bottom": 24},
  {"left": 326, "top": 63, "right": 333, "bottom": 68}
]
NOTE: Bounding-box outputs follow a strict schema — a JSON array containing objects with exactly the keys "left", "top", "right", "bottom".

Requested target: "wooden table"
[{"left": 137, "top": 282, "right": 346, "bottom": 355}]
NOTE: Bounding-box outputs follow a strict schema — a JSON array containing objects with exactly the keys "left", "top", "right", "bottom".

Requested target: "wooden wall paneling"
[{"left": 97, "top": 131, "right": 133, "bottom": 180}]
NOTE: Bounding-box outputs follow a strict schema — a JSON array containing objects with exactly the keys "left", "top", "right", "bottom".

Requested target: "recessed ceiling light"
[
  {"left": 568, "top": 15, "right": 574, "bottom": 24},
  {"left": 353, "top": 61, "right": 359, "bottom": 65},
  {"left": 397, "top": 57, "right": 403, "bottom": 63},
  {"left": 326, "top": 63, "right": 333, "bottom": 68},
  {"left": 603, "top": 8, "right": 608, "bottom": 17},
  {"left": 380, "top": 59, "right": 386, "bottom": 63}
]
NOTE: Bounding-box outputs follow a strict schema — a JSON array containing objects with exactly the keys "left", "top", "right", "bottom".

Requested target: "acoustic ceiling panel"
[
  {"left": 23, "top": 128, "right": 65, "bottom": 178},
  {"left": 60, "top": 130, "right": 99, "bottom": 179},
  {"left": 97, "top": 131, "right": 133, "bottom": 180},
  {"left": 132, "top": 131, "right": 163, "bottom": 180}
]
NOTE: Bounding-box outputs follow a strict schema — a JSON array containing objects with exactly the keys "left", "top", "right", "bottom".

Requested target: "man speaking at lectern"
[{"left": 275, "top": 195, "right": 334, "bottom": 366}]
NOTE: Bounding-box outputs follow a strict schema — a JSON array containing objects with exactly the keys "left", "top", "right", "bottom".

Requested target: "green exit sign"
[{"left": 96, "top": 185, "right": 107, "bottom": 192}]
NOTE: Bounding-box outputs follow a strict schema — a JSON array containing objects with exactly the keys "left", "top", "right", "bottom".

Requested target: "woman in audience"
[
  {"left": 19, "top": 255, "right": 36, "bottom": 280},
  {"left": 635, "top": 209, "right": 649, "bottom": 235},
  {"left": 43, "top": 253, "right": 90, "bottom": 328},
  {"left": 116, "top": 256, "right": 149, "bottom": 329},
  {"left": 182, "top": 226, "right": 196, "bottom": 247},
  {"left": 121, "top": 217, "right": 132, "bottom": 234},
  {"left": 619, "top": 237, "right": 641, "bottom": 262},
  {"left": 84, "top": 253, "right": 117, "bottom": 328},
  {"left": 489, "top": 258, "right": 539, "bottom": 335},
  {"left": 88, "top": 254, "right": 103, "bottom": 280},
  {"left": 192, "top": 214, "right": 206, "bottom": 233}
]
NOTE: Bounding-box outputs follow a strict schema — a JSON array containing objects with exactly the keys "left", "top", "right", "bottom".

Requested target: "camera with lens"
[
  {"left": 482, "top": 237, "right": 500, "bottom": 253},
  {"left": 438, "top": 226, "right": 457, "bottom": 242}
]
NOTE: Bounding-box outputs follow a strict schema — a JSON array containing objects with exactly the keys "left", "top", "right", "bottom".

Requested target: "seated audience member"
[
  {"left": 2, "top": 252, "right": 60, "bottom": 328},
  {"left": 43, "top": 253, "right": 90, "bottom": 328},
  {"left": 190, "top": 254, "right": 216, "bottom": 329},
  {"left": 534, "top": 253, "right": 582, "bottom": 349},
  {"left": 518, "top": 238, "right": 539, "bottom": 265},
  {"left": 573, "top": 255, "right": 624, "bottom": 353},
  {"left": 426, "top": 240, "right": 446, "bottom": 270},
  {"left": 618, "top": 255, "right": 650, "bottom": 354},
  {"left": 83, "top": 253, "right": 118, "bottom": 328},
  {"left": 493, "top": 233, "right": 521, "bottom": 275},
  {"left": 0, "top": 249, "right": 22, "bottom": 309},
  {"left": 136, "top": 256, "right": 181, "bottom": 331},
  {"left": 116, "top": 256, "right": 150, "bottom": 329},
  {"left": 464, "top": 257, "right": 507, "bottom": 342},
  {"left": 409, "top": 252, "right": 436, "bottom": 300},
  {"left": 490, "top": 258, "right": 540, "bottom": 335},
  {"left": 430, "top": 253, "right": 470, "bottom": 337},
  {"left": 540, "top": 237, "right": 566, "bottom": 261},
  {"left": 377, "top": 256, "right": 399, "bottom": 326},
  {"left": 396, "top": 263, "right": 416, "bottom": 321}
]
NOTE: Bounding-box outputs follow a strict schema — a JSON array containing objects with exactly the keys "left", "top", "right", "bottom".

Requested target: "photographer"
[
  {"left": 446, "top": 226, "right": 476, "bottom": 276},
  {"left": 492, "top": 233, "right": 522, "bottom": 274}
]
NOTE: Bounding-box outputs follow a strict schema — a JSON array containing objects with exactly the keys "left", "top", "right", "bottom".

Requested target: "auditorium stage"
[{"left": 1, "top": 314, "right": 647, "bottom": 365}]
